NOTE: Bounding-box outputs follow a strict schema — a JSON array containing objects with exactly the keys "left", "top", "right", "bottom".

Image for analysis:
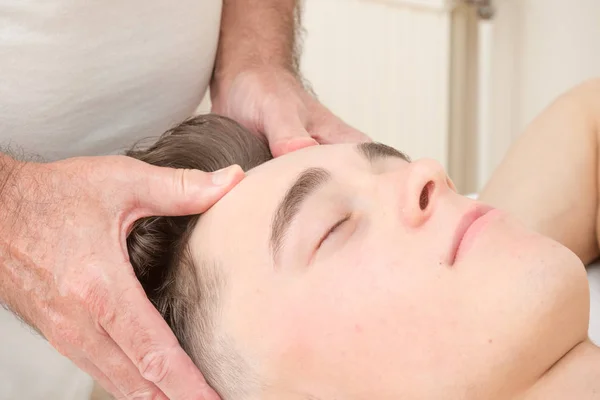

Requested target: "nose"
[{"left": 400, "top": 158, "right": 452, "bottom": 228}]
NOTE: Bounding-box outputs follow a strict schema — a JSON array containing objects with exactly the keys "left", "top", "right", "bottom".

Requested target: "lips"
[{"left": 449, "top": 204, "right": 495, "bottom": 265}]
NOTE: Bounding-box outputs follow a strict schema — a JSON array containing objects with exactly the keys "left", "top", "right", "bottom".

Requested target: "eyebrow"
[
  {"left": 270, "top": 167, "right": 331, "bottom": 262},
  {"left": 356, "top": 141, "right": 411, "bottom": 163},
  {"left": 270, "top": 142, "right": 410, "bottom": 264}
]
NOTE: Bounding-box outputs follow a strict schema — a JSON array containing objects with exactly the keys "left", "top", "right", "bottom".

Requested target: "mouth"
[{"left": 449, "top": 204, "right": 495, "bottom": 265}]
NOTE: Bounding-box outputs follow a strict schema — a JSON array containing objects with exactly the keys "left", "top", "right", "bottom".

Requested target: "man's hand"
[
  {"left": 211, "top": 0, "right": 369, "bottom": 157},
  {"left": 211, "top": 67, "right": 371, "bottom": 157},
  {"left": 0, "top": 154, "right": 243, "bottom": 400}
]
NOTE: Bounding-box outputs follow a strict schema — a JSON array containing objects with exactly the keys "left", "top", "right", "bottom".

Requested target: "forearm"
[
  {"left": 480, "top": 79, "right": 600, "bottom": 263},
  {"left": 212, "top": 0, "right": 301, "bottom": 87}
]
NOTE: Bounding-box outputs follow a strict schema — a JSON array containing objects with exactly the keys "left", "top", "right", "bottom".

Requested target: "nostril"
[{"left": 419, "top": 181, "right": 434, "bottom": 210}]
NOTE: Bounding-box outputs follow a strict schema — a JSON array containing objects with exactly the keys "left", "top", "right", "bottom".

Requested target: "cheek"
[{"left": 270, "top": 249, "right": 464, "bottom": 393}]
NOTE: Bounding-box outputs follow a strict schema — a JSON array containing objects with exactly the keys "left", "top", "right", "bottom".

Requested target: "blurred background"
[{"left": 198, "top": 0, "right": 600, "bottom": 195}]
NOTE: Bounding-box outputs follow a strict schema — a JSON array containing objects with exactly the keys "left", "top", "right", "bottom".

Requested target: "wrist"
[
  {"left": 211, "top": 65, "right": 304, "bottom": 104},
  {"left": 212, "top": 62, "right": 294, "bottom": 89},
  {"left": 213, "top": 0, "right": 302, "bottom": 99}
]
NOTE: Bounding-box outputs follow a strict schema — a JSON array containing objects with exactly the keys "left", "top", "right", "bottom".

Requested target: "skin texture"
[
  {"left": 191, "top": 142, "right": 590, "bottom": 399},
  {"left": 0, "top": 156, "right": 243, "bottom": 400}
]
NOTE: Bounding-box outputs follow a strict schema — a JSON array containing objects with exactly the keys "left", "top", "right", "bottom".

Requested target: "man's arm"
[
  {"left": 480, "top": 79, "right": 600, "bottom": 264},
  {"left": 211, "top": 0, "right": 302, "bottom": 90}
]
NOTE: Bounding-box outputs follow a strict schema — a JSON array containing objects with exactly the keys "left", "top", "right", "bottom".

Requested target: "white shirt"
[
  {"left": 0, "top": 0, "right": 221, "bottom": 161},
  {"left": 0, "top": 1, "right": 221, "bottom": 398}
]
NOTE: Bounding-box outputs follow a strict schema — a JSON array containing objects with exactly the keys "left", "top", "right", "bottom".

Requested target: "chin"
[
  {"left": 462, "top": 215, "right": 590, "bottom": 392},
  {"left": 542, "top": 236, "right": 590, "bottom": 335},
  {"left": 507, "top": 216, "right": 589, "bottom": 331},
  {"left": 507, "top": 225, "right": 590, "bottom": 379}
]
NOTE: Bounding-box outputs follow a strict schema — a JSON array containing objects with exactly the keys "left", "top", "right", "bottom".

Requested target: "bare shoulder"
[{"left": 480, "top": 78, "right": 600, "bottom": 263}]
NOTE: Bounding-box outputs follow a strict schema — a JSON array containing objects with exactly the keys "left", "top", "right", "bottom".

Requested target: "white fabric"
[
  {"left": 0, "top": 1, "right": 221, "bottom": 399},
  {"left": 588, "top": 264, "right": 600, "bottom": 344},
  {"left": 0, "top": 0, "right": 221, "bottom": 161}
]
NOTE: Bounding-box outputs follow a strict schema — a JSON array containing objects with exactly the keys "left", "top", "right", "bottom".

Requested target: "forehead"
[
  {"left": 191, "top": 143, "right": 409, "bottom": 273},
  {"left": 221, "top": 143, "right": 367, "bottom": 205},
  {"left": 192, "top": 144, "right": 361, "bottom": 265},
  {"left": 246, "top": 142, "right": 360, "bottom": 177}
]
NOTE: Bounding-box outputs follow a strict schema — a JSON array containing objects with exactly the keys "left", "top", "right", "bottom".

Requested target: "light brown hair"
[{"left": 126, "top": 114, "right": 272, "bottom": 398}]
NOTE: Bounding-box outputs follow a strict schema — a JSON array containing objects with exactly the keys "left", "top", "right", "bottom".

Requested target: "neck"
[{"left": 519, "top": 339, "right": 600, "bottom": 400}]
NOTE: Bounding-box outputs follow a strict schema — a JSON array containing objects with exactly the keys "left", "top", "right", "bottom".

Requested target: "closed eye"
[{"left": 317, "top": 214, "right": 352, "bottom": 249}]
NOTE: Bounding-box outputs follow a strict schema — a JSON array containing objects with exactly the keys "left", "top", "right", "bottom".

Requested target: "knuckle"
[
  {"left": 81, "top": 280, "right": 105, "bottom": 309},
  {"left": 96, "top": 302, "right": 117, "bottom": 333},
  {"left": 59, "top": 270, "right": 105, "bottom": 308},
  {"left": 98, "top": 285, "right": 140, "bottom": 331},
  {"left": 172, "top": 168, "right": 188, "bottom": 196},
  {"left": 83, "top": 274, "right": 122, "bottom": 326},
  {"left": 138, "top": 348, "right": 171, "bottom": 384},
  {"left": 94, "top": 287, "right": 121, "bottom": 327},
  {"left": 171, "top": 168, "right": 200, "bottom": 210}
]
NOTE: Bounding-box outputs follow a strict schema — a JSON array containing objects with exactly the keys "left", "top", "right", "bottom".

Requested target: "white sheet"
[{"left": 588, "top": 262, "right": 600, "bottom": 344}]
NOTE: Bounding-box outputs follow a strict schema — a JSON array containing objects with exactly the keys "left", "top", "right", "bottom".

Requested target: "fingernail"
[{"left": 211, "top": 165, "right": 242, "bottom": 186}]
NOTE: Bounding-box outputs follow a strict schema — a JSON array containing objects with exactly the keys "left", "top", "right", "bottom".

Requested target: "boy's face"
[{"left": 193, "top": 143, "right": 589, "bottom": 399}]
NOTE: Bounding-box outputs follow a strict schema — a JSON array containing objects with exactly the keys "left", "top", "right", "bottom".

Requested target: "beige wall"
[
  {"left": 481, "top": 0, "right": 600, "bottom": 188},
  {"left": 301, "top": 0, "right": 453, "bottom": 168},
  {"left": 301, "top": 0, "right": 483, "bottom": 193}
]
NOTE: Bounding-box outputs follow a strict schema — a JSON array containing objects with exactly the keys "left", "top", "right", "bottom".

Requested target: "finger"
[
  {"left": 100, "top": 281, "right": 220, "bottom": 400},
  {"left": 73, "top": 356, "right": 124, "bottom": 399},
  {"left": 85, "top": 332, "right": 168, "bottom": 400},
  {"left": 270, "top": 136, "right": 320, "bottom": 158},
  {"left": 133, "top": 163, "right": 245, "bottom": 218},
  {"left": 262, "top": 106, "right": 319, "bottom": 157}
]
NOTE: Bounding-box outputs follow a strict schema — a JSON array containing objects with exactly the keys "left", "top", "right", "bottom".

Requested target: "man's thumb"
[
  {"left": 262, "top": 105, "right": 319, "bottom": 157},
  {"left": 270, "top": 135, "right": 319, "bottom": 158},
  {"left": 134, "top": 164, "right": 245, "bottom": 217}
]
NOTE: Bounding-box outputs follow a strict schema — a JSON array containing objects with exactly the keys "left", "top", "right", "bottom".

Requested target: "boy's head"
[{"left": 127, "top": 114, "right": 588, "bottom": 400}]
